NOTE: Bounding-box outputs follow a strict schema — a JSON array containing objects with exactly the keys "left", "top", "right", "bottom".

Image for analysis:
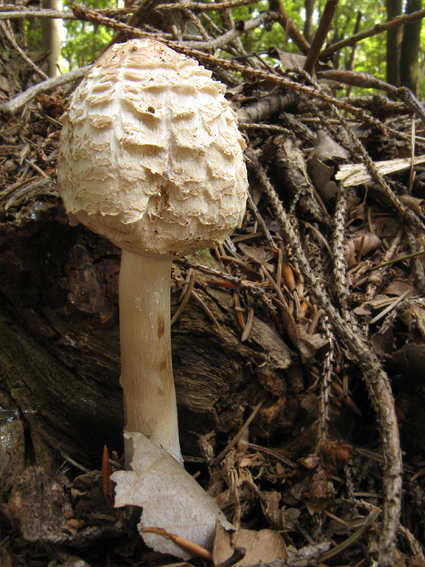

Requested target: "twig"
[
  {"left": 320, "top": 7, "right": 425, "bottom": 60},
  {"left": 0, "top": 20, "right": 49, "bottom": 80},
  {"left": 140, "top": 526, "right": 212, "bottom": 560},
  {"left": 320, "top": 508, "right": 381, "bottom": 561},
  {"left": 237, "top": 92, "right": 298, "bottom": 124},
  {"left": 405, "top": 230, "right": 425, "bottom": 290},
  {"left": 247, "top": 150, "right": 402, "bottom": 567},
  {"left": 368, "top": 290, "right": 413, "bottom": 325},
  {"left": 210, "top": 401, "right": 262, "bottom": 466},
  {"left": 369, "top": 248, "right": 425, "bottom": 271},
  {"left": 72, "top": 3, "right": 277, "bottom": 54},
  {"left": 215, "top": 0, "right": 247, "bottom": 56},
  {"left": 191, "top": 290, "right": 222, "bottom": 331},
  {"left": 0, "top": 66, "right": 89, "bottom": 115},
  {"left": 1, "top": 8, "right": 398, "bottom": 134},
  {"left": 171, "top": 270, "right": 196, "bottom": 325},
  {"left": 300, "top": 70, "right": 425, "bottom": 231},
  {"left": 397, "top": 87, "right": 425, "bottom": 128},
  {"left": 0, "top": 0, "right": 256, "bottom": 19},
  {"left": 247, "top": 443, "right": 296, "bottom": 469},
  {"left": 397, "top": 523, "right": 425, "bottom": 559},
  {"left": 246, "top": 192, "right": 277, "bottom": 249},
  {"left": 240, "top": 306, "right": 254, "bottom": 341},
  {"left": 268, "top": 0, "right": 310, "bottom": 55},
  {"left": 181, "top": 6, "right": 212, "bottom": 42},
  {"left": 303, "top": 0, "right": 338, "bottom": 74},
  {"left": 332, "top": 188, "right": 349, "bottom": 316},
  {"left": 318, "top": 70, "right": 425, "bottom": 127},
  {"left": 317, "top": 319, "right": 335, "bottom": 443},
  {"left": 156, "top": 0, "right": 257, "bottom": 12},
  {"left": 182, "top": 10, "right": 279, "bottom": 50},
  {"left": 0, "top": 8, "right": 76, "bottom": 19}
]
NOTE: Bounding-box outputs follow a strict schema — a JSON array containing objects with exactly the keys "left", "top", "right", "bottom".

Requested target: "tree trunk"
[
  {"left": 41, "top": 0, "right": 61, "bottom": 77},
  {"left": 303, "top": 0, "right": 316, "bottom": 44},
  {"left": 386, "top": 0, "right": 403, "bottom": 86},
  {"left": 346, "top": 11, "right": 362, "bottom": 72},
  {"left": 399, "top": 0, "right": 422, "bottom": 94}
]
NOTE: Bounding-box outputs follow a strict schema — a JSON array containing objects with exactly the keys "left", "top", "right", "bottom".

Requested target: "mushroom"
[{"left": 57, "top": 38, "right": 248, "bottom": 467}]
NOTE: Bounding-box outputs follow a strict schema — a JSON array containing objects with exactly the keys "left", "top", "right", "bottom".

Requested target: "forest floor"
[{"left": 2, "top": 7, "right": 425, "bottom": 567}]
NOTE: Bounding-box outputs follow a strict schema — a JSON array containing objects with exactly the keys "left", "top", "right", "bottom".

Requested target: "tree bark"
[
  {"left": 386, "top": 0, "right": 403, "bottom": 86},
  {"left": 346, "top": 11, "right": 362, "bottom": 72},
  {"left": 41, "top": 0, "right": 61, "bottom": 76},
  {"left": 303, "top": 0, "right": 316, "bottom": 44},
  {"left": 0, "top": 185, "right": 293, "bottom": 474},
  {"left": 399, "top": 0, "right": 422, "bottom": 94}
]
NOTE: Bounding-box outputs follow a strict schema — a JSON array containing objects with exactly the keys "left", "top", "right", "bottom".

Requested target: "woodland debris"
[{"left": 2, "top": 3, "right": 425, "bottom": 567}]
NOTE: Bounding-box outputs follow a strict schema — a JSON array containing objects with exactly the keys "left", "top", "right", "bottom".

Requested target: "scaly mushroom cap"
[{"left": 58, "top": 38, "right": 248, "bottom": 257}]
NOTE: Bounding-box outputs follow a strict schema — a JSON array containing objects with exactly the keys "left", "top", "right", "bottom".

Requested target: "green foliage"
[
  {"left": 57, "top": 0, "right": 423, "bottom": 95},
  {"left": 332, "top": 0, "right": 387, "bottom": 76},
  {"left": 205, "top": 0, "right": 391, "bottom": 80},
  {"left": 25, "top": 18, "right": 43, "bottom": 53},
  {"left": 62, "top": 0, "right": 115, "bottom": 70}
]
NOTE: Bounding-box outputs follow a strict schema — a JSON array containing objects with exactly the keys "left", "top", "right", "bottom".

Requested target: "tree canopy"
[{"left": 24, "top": 0, "right": 423, "bottom": 95}]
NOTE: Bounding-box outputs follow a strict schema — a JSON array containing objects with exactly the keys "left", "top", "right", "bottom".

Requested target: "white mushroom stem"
[{"left": 119, "top": 249, "right": 183, "bottom": 467}]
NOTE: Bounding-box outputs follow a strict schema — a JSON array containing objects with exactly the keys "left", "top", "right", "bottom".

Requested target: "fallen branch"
[
  {"left": 0, "top": 66, "right": 89, "bottom": 115},
  {"left": 247, "top": 150, "right": 402, "bottom": 567}
]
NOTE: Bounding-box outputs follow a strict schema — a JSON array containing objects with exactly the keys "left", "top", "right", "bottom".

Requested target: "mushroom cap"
[{"left": 57, "top": 38, "right": 248, "bottom": 257}]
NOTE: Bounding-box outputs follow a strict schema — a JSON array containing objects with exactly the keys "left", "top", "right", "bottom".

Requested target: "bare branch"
[
  {"left": 321, "top": 7, "right": 425, "bottom": 60},
  {"left": 0, "top": 66, "right": 89, "bottom": 115},
  {"left": 303, "top": 0, "right": 338, "bottom": 74},
  {"left": 0, "top": 20, "right": 49, "bottom": 80},
  {"left": 0, "top": 8, "right": 76, "bottom": 19}
]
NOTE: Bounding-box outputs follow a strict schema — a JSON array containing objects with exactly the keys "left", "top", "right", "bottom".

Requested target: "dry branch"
[
  {"left": 268, "top": 0, "right": 310, "bottom": 55},
  {"left": 303, "top": 0, "right": 338, "bottom": 74},
  {"left": 320, "top": 7, "right": 425, "bottom": 60},
  {"left": 246, "top": 150, "right": 402, "bottom": 567},
  {"left": 0, "top": 66, "right": 89, "bottom": 114}
]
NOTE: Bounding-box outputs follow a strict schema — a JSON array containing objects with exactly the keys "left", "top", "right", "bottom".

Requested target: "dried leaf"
[
  {"left": 268, "top": 47, "right": 306, "bottom": 69},
  {"left": 307, "top": 154, "right": 338, "bottom": 204},
  {"left": 370, "top": 327, "right": 394, "bottom": 357},
  {"left": 259, "top": 491, "right": 285, "bottom": 531},
  {"left": 344, "top": 234, "right": 382, "bottom": 267},
  {"left": 213, "top": 521, "right": 288, "bottom": 566},
  {"left": 306, "top": 467, "right": 334, "bottom": 514},
  {"left": 353, "top": 304, "right": 372, "bottom": 316},
  {"left": 312, "top": 131, "right": 349, "bottom": 161},
  {"left": 297, "top": 328, "right": 330, "bottom": 359},
  {"left": 238, "top": 243, "right": 274, "bottom": 268},
  {"left": 280, "top": 308, "right": 328, "bottom": 361},
  {"left": 398, "top": 301, "right": 425, "bottom": 340},
  {"left": 320, "top": 440, "right": 353, "bottom": 465},
  {"left": 383, "top": 279, "right": 415, "bottom": 296},
  {"left": 111, "top": 432, "right": 233, "bottom": 559},
  {"left": 389, "top": 343, "right": 425, "bottom": 383}
]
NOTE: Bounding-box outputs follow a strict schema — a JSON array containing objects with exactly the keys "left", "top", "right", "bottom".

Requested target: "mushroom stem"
[{"left": 119, "top": 249, "right": 182, "bottom": 467}]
